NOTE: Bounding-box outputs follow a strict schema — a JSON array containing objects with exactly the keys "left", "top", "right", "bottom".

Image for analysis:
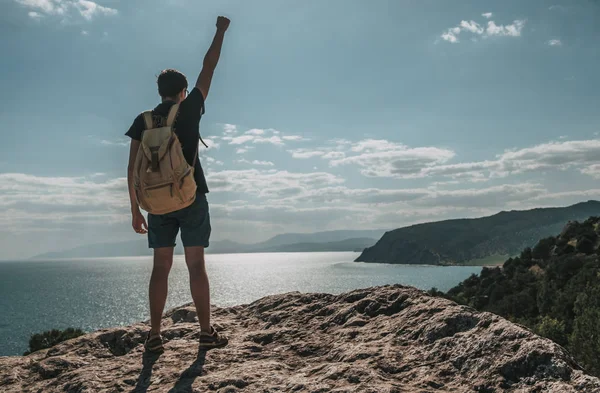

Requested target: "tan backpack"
[{"left": 133, "top": 104, "right": 197, "bottom": 215}]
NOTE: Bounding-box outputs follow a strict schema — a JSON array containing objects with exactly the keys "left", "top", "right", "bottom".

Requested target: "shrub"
[
  {"left": 570, "top": 284, "right": 600, "bottom": 376},
  {"left": 24, "top": 328, "right": 85, "bottom": 355},
  {"left": 576, "top": 237, "right": 595, "bottom": 254},
  {"left": 534, "top": 316, "right": 567, "bottom": 346},
  {"left": 532, "top": 237, "right": 555, "bottom": 260}
]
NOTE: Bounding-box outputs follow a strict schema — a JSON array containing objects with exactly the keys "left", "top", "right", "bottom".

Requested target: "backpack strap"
[
  {"left": 142, "top": 111, "right": 153, "bottom": 130},
  {"left": 166, "top": 104, "right": 180, "bottom": 127},
  {"left": 199, "top": 136, "right": 209, "bottom": 148}
]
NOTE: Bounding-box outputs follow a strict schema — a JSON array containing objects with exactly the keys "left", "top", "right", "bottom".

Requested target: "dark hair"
[{"left": 157, "top": 69, "right": 188, "bottom": 98}]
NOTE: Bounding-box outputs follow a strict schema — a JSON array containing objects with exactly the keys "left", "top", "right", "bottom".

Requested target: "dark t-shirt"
[{"left": 125, "top": 87, "right": 209, "bottom": 194}]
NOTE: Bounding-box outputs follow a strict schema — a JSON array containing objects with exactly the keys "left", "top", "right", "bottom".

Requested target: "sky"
[{"left": 1, "top": 0, "right": 600, "bottom": 259}]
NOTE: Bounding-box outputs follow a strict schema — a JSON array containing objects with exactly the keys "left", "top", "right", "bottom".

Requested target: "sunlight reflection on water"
[{"left": 0, "top": 252, "right": 481, "bottom": 355}]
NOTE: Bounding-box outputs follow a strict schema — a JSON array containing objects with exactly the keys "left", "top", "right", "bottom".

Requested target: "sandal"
[
  {"left": 199, "top": 326, "right": 228, "bottom": 350},
  {"left": 144, "top": 332, "right": 164, "bottom": 353}
]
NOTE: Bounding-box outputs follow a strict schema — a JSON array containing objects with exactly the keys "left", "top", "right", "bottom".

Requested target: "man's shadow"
[
  {"left": 132, "top": 350, "right": 162, "bottom": 393},
  {"left": 167, "top": 348, "right": 207, "bottom": 393}
]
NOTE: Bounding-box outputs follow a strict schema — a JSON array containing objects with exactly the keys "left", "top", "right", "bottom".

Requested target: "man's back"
[{"left": 126, "top": 87, "right": 209, "bottom": 195}]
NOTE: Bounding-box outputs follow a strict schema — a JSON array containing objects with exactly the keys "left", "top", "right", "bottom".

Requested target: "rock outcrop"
[{"left": 1, "top": 285, "right": 599, "bottom": 392}]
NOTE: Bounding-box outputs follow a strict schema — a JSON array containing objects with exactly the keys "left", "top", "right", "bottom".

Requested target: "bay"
[{"left": 0, "top": 252, "right": 481, "bottom": 356}]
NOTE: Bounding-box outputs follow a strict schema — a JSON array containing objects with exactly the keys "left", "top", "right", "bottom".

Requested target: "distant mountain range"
[
  {"left": 356, "top": 200, "right": 600, "bottom": 266},
  {"left": 32, "top": 229, "right": 385, "bottom": 259}
]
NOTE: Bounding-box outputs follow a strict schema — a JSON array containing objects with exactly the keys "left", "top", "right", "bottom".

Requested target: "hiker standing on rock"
[{"left": 125, "top": 16, "right": 231, "bottom": 353}]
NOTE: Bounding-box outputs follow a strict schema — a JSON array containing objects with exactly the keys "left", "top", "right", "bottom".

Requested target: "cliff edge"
[{"left": 1, "top": 285, "right": 599, "bottom": 392}]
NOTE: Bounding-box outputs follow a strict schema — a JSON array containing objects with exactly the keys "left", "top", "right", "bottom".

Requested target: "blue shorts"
[{"left": 147, "top": 193, "right": 211, "bottom": 249}]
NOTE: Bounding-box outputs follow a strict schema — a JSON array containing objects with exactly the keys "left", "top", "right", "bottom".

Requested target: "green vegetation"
[
  {"left": 445, "top": 217, "right": 600, "bottom": 376},
  {"left": 463, "top": 254, "right": 510, "bottom": 266},
  {"left": 356, "top": 200, "right": 600, "bottom": 265},
  {"left": 24, "top": 328, "right": 85, "bottom": 355}
]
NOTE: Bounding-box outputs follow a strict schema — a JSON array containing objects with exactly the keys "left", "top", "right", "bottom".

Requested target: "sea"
[{"left": 0, "top": 252, "right": 482, "bottom": 356}]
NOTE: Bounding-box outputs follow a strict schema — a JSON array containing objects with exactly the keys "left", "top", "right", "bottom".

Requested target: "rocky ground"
[{"left": 1, "top": 285, "right": 599, "bottom": 392}]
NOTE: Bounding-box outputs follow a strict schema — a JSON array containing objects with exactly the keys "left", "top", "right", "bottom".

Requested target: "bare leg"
[
  {"left": 149, "top": 247, "right": 174, "bottom": 335},
  {"left": 184, "top": 246, "right": 211, "bottom": 332}
]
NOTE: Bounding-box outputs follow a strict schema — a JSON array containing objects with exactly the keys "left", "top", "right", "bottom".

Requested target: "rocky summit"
[{"left": 1, "top": 285, "right": 599, "bottom": 393}]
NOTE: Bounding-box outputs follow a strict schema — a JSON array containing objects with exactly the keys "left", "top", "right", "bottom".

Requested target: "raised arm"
[{"left": 196, "top": 16, "right": 230, "bottom": 100}]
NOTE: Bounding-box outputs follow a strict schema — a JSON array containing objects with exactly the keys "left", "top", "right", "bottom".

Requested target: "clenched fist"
[{"left": 216, "top": 16, "right": 230, "bottom": 32}]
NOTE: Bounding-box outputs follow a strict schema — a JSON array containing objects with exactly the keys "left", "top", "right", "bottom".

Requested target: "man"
[{"left": 125, "top": 16, "right": 230, "bottom": 353}]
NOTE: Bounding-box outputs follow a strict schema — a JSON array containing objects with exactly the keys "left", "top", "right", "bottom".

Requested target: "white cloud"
[
  {"left": 237, "top": 159, "right": 275, "bottom": 167},
  {"left": 0, "top": 171, "right": 590, "bottom": 227},
  {"left": 580, "top": 165, "right": 600, "bottom": 179},
  {"left": 290, "top": 137, "right": 600, "bottom": 182},
  {"left": 288, "top": 143, "right": 349, "bottom": 160},
  {"left": 486, "top": 20, "right": 525, "bottom": 37},
  {"left": 207, "top": 178, "right": 584, "bottom": 234},
  {"left": 330, "top": 138, "right": 352, "bottom": 147},
  {"left": 497, "top": 140, "right": 600, "bottom": 174},
  {"left": 322, "top": 151, "right": 345, "bottom": 160},
  {"left": 204, "top": 157, "right": 224, "bottom": 166},
  {"left": 255, "top": 135, "right": 285, "bottom": 146},
  {"left": 81, "top": 29, "right": 88, "bottom": 35},
  {"left": 15, "top": 0, "right": 117, "bottom": 21},
  {"left": 224, "top": 135, "right": 256, "bottom": 145},
  {"left": 549, "top": 5, "right": 568, "bottom": 12},
  {"left": 415, "top": 183, "right": 545, "bottom": 208},
  {"left": 288, "top": 140, "right": 350, "bottom": 161},
  {"left": 328, "top": 139, "right": 455, "bottom": 179},
  {"left": 205, "top": 170, "right": 557, "bottom": 220},
  {"left": 421, "top": 139, "right": 600, "bottom": 181},
  {"left": 547, "top": 39, "right": 562, "bottom": 46},
  {"left": 282, "top": 135, "right": 305, "bottom": 141},
  {"left": 28, "top": 11, "right": 43, "bottom": 19},
  {"left": 422, "top": 161, "right": 497, "bottom": 181},
  {"left": 74, "top": 0, "right": 117, "bottom": 20},
  {"left": 222, "top": 127, "right": 303, "bottom": 147},
  {"left": 441, "top": 32, "right": 459, "bottom": 44},
  {"left": 482, "top": 12, "right": 493, "bottom": 19},
  {"left": 0, "top": 172, "right": 136, "bottom": 257},
  {"left": 223, "top": 124, "right": 237, "bottom": 135},
  {"left": 246, "top": 129, "right": 265, "bottom": 136},
  {"left": 460, "top": 20, "right": 484, "bottom": 34},
  {"left": 16, "top": 0, "right": 65, "bottom": 14},
  {"left": 207, "top": 169, "right": 345, "bottom": 199},
  {"left": 351, "top": 139, "right": 399, "bottom": 152},
  {"left": 440, "top": 17, "right": 526, "bottom": 44},
  {"left": 288, "top": 149, "right": 328, "bottom": 159},
  {"left": 0, "top": 173, "right": 129, "bottom": 226},
  {"left": 100, "top": 138, "right": 128, "bottom": 147},
  {"left": 236, "top": 147, "right": 253, "bottom": 154},
  {"left": 276, "top": 185, "right": 430, "bottom": 206}
]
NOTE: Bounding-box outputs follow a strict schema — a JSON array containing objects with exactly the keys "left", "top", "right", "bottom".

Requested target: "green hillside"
[{"left": 356, "top": 200, "right": 600, "bottom": 265}]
